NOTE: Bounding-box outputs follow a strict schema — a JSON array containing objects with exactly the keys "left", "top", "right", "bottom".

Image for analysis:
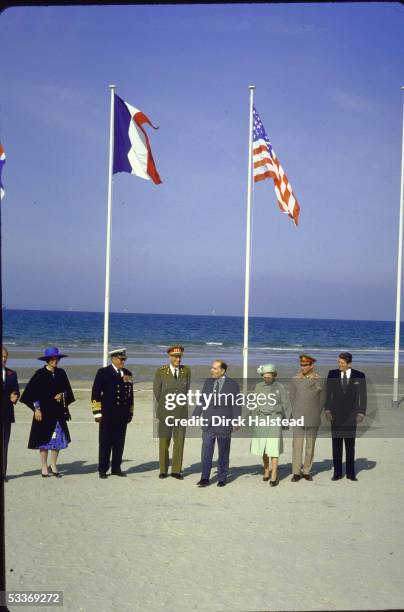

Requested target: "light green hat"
[{"left": 257, "top": 363, "right": 277, "bottom": 375}]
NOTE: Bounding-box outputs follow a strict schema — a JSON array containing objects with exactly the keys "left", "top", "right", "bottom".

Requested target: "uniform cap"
[
  {"left": 109, "top": 348, "right": 127, "bottom": 358},
  {"left": 167, "top": 345, "right": 184, "bottom": 355},
  {"left": 299, "top": 354, "right": 316, "bottom": 365}
]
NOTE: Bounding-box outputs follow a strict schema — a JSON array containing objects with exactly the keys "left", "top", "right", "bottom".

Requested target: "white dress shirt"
[
  {"left": 341, "top": 368, "right": 351, "bottom": 380},
  {"left": 112, "top": 363, "right": 124, "bottom": 377},
  {"left": 170, "top": 364, "right": 179, "bottom": 378}
]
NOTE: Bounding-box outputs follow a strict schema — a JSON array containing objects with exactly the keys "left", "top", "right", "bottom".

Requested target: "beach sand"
[{"left": 4, "top": 365, "right": 404, "bottom": 611}]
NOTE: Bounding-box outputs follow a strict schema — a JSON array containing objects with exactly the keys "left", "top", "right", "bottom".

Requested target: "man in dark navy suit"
[
  {"left": 193, "top": 360, "right": 241, "bottom": 487},
  {"left": 325, "top": 352, "right": 367, "bottom": 481},
  {"left": 91, "top": 348, "right": 134, "bottom": 478},
  {"left": 2, "top": 346, "right": 20, "bottom": 480}
]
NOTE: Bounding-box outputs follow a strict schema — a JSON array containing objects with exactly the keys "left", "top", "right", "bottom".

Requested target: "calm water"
[{"left": 2, "top": 309, "right": 403, "bottom": 366}]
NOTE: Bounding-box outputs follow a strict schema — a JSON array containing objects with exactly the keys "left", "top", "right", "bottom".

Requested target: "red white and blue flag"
[
  {"left": 253, "top": 106, "right": 300, "bottom": 225},
  {"left": 113, "top": 94, "right": 162, "bottom": 184},
  {"left": 0, "top": 142, "right": 5, "bottom": 200}
]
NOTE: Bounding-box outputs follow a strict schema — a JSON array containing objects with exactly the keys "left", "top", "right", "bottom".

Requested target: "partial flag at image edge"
[
  {"left": 0, "top": 142, "right": 5, "bottom": 200},
  {"left": 113, "top": 94, "right": 162, "bottom": 185}
]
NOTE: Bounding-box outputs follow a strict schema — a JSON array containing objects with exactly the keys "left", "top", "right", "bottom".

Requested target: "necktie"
[
  {"left": 174, "top": 369, "right": 178, "bottom": 380},
  {"left": 342, "top": 372, "right": 348, "bottom": 392},
  {"left": 214, "top": 380, "right": 220, "bottom": 394}
]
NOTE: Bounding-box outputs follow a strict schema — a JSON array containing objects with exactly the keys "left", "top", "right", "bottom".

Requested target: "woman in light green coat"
[{"left": 250, "top": 364, "right": 288, "bottom": 486}]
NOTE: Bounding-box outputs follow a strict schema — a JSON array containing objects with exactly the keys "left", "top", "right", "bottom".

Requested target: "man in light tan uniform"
[{"left": 289, "top": 354, "right": 325, "bottom": 481}]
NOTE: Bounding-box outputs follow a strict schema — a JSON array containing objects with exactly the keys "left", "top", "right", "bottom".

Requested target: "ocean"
[{"left": 2, "top": 309, "right": 403, "bottom": 367}]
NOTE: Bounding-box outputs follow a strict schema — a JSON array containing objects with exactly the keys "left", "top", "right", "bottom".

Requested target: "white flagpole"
[
  {"left": 103, "top": 84, "right": 116, "bottom": 367},
  {"left": 392, "top": 86, "right": 404, "bottom": 408},
  {"left": 242, "top": 85, "right": 255, "bottom": 391}
]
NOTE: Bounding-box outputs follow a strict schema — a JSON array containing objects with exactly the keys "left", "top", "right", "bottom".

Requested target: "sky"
[{"left": 0, "top": 2, "right": 403, "bottom": 320}]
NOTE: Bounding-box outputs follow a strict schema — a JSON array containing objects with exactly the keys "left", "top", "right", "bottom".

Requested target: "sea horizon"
[
  {"left": 2, "top": 306, "right": 399, "bottom": 324},
  {"left": 3, "top": 309, "right": 404, "bottom": 367}
]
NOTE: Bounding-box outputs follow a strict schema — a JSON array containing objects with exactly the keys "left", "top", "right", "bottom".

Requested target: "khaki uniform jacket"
[
  {"left": 289, "top": 371, "right": 325, "bottom": 428},
  {"left": 153, "top": 364, "right": 191, "bottom": 421}
]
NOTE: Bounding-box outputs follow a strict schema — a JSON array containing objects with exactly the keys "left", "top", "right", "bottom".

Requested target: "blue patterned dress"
[{"left": 36, "top": 420, "right": 69, "bottom": 450}]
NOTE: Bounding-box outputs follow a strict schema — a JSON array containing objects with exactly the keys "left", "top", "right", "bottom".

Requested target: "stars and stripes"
[
  {"left": 253, "top": 106, "right": 300, "bottom": 225},
  {"left": 0, "top": 142, "right": 5, "bottom": 200}
]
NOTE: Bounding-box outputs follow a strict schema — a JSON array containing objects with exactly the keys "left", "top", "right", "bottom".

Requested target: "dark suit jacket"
[
  {"left": 2, "top": 367, "right": 20, "bottom": 424},
  {"left": 326, "top": 368, "right": 367, "bottom": 429},
  {"left": 193, "top": 376, "right": 241, "bottom": 436},
  {"left": 91, "top": 365, "right": 134, "bottom": 424}
]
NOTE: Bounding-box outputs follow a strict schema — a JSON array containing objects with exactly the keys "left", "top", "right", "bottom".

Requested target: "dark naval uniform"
[
  {"left": 153, "top": 362, "right": 191, "bottom": 475},
  {"left": 92, "top": 364, "right": 134, "bottom": 475}
]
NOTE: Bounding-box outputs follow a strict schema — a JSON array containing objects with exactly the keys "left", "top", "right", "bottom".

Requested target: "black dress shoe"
[
  {"left": 159, "top": 473, "right": 168, "bottom": 479},
  {"left": 197, "top": 478, "right": 209, "bottom": 487},
  {"left": 111, "top": 471, "right": 127, "bottom": 477},
  {"left": 331, "top": 475, "right": 342, "bottom": 481},
  {"left": 269, "top": 479, "right": 279, "bottom": 487},
  {"left": 41, "top": 473, "right": 50, "bottom": 478},
  {"left": 171, "top": 473, "right": 184, "bottom": 480},
  {"left": 49, "top": 466, "right": 62, "bottom": 478},
  {"left": 99, "top": 472, "right": 108, "bottom": 479},
  {"left": 302, "top": 474, "right": 313, "bottom": 481},
  {"left": 262, "top": 476, "right": 270, "bottom": 482},
  {"left": 217, "top": 481, "right": 226, "bottom": 487},
  {"left": 346, "top": 475, "right": 358, "bottom": 481},
  {"left": 291, "top": 474, "right": 301, "bottom": 482}
]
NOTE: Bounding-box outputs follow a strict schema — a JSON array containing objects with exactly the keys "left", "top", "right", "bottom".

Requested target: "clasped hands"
[{"left": 325, "top": 410, "right": 364, "bottom": 424}]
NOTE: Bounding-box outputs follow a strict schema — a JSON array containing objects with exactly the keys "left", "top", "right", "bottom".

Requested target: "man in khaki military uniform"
[
  {"left": 153, "top": 345, "right": 191, "bottom": 480},
  {"left": 289, "top": 354, "right": 325, "bottom": 481}
]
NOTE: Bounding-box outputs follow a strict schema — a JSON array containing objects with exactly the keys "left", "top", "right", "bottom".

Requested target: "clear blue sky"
[{"left": 0, "top": 3, "right": 403, "bottom": 319}]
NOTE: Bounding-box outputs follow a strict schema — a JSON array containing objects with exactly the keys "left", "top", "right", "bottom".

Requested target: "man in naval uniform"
[
  {"left": 91, "top": 348, "right": 134, "bottom": 478},
  {"left": 153, "top": 345, "right": 191, "bottom": 480}
]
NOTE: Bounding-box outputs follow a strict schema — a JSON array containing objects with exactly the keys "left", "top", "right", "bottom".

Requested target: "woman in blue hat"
[{"left": 20, "top": 347, "right": 75, "bottom": 477}]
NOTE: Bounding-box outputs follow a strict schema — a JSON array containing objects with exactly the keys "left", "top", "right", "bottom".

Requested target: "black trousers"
[
  {"left": 98, "top": 420, "right": 127, "bottom": 474},
  {"left": 331, "top": 426, "right": 356, "bottom": 478},
  {"left": 3, "top": 421, "right": 11, "bottom": 477}
]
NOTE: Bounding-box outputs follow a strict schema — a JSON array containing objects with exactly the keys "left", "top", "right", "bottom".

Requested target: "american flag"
[
  {"left": 0, "top": 142, "right": 5, "bottom": 200},
  {"left": 253, "top": 106, "right": 300, "bottom": 225}
]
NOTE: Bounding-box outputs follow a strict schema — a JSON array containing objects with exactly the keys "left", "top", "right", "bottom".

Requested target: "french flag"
[
  {"left": 113, "top": 94, "right": 162, "bottom": 184},
  {"left": 0, "top": 142, "right": 5, "bottom": 200}
]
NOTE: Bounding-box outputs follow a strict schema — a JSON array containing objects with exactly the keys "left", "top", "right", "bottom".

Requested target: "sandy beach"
[{"left": 4, "top": 360, "right": 404, "bottom": 612}]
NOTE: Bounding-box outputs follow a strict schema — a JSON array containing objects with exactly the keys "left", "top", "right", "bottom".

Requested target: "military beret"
[
  {"left": 167, "top": 345, "right": 184, "bottom": 355},
  {"left": 110, "top": 348, "right": 127, "bottom": 358},
  {"left": 299, "top": 354, "right": 316, "bottom": 365}
]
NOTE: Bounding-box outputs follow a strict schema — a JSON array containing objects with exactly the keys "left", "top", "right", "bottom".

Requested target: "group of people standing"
[
  {"left": 249, "top": 353, "right": 367, "bottom": 485},
  {"left": 151, "top": 346, "right": 367, "bottom": 486},
  {"left": 1, "top": 344, "right": 367, "bottom": 486}
]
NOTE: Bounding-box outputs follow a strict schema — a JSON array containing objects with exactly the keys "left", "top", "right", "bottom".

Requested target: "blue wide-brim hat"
[{"left": 38, "top": 347, "right": 68, "bottom": 361}]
